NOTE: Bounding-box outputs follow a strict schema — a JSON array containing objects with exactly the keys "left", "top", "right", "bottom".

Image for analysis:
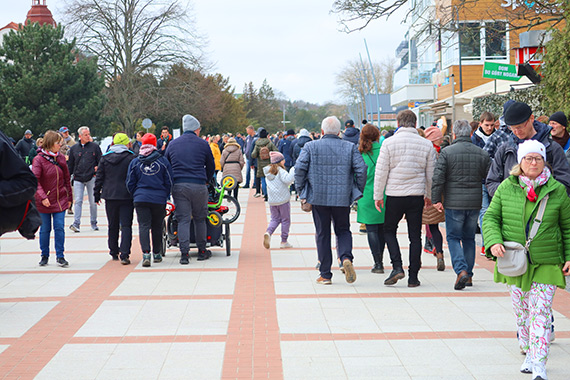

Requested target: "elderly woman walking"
[
  {"left": 220, "top": 137, "right": 245, "bottom": 199},
  {"left": 483, "top": 139, "right": 570, "bottom": 380}
]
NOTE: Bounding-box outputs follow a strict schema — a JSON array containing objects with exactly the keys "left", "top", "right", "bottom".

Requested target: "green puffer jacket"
[{"left": 482, "top": 175, "right": 570, "bottom": 264}]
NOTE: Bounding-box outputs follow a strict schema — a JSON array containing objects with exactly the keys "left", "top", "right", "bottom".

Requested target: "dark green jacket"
[
  {"left": 251, "top": 138, "right": 277, "bottom": 178},
  {"left": 482, "top": 175, "right": 570, "bottom": 264},
  {"left": 431, "top": 136, "right": 490, "bottom": 209}
]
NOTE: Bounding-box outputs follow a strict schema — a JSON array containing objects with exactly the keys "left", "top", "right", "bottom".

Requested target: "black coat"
[
  {"left": 431, "top": 136, "right": 491, "bottom": 210},
  {"left": 15, "top": 137, "right": 34, "bottom": 161},
  {"left": 68, "top": 141, "right": 102, "bottom": 183},
  {"left": 0, "top": 130, "right": 40, "bottom": 237},
  {"left": 94, "top": 148, "right": 136, "bottom": 202}
]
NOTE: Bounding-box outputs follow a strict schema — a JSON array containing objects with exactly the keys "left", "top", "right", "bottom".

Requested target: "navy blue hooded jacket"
[
  {"left": 126, "top": 150, "right": 173, "bottom": 204},
  {"left": 342, "top": 127, "right": 360, "bottom": 145}
]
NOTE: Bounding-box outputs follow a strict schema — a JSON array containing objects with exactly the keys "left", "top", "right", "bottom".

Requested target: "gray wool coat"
[{"left": 294, "top": 134, "right": 367, "bottom": 207}]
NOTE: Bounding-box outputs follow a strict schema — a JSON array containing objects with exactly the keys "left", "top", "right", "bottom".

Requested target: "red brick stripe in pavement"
[{"left": 221, "top": 195, "right": 283, "bottom": 380}]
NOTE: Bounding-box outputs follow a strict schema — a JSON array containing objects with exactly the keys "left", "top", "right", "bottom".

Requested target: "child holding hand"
[{"left": 263, "top": 152, "right": 295, "bottom": 249}]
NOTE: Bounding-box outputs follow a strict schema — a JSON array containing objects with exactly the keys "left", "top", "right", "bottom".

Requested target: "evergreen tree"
[
  {"left": 0, "top": 23, "right": 105, "bottom": 138},
  {"left": 541, "top": 15, "right": 570, "bottom": 116}
]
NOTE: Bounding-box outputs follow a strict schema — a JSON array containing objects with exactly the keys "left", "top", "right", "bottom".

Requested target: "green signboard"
[{"left": 483, "top": 62, "right": 521, "bottom": 81}]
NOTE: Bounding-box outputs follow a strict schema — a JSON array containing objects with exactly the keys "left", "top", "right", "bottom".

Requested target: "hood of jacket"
[
  {"left": 263, "top": 165, "right": 275, "bottom": 180},
  {"left": 103, "top": 146, "right": 134, "bottom": 164},
  {"left": 224, "top": 144, "right": 240, "bottom": 153},
  {"left": 139, "top": 150, "right": 162, "bottom": 165},
  {"left": 255, "top": 137, "right": 271, "bottom": 147},
  {"left": 344, "top": 127, "right": 360, "bottom": 138},
  {"left": 297, "top": 135, "right": 311, "bottom": 147}
]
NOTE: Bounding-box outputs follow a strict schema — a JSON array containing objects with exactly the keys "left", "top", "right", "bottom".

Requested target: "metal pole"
[
  {"left": 358, "top": 53, "right": 371, "bottom": 123},
  {"left": 457, "top": 11, "right": 463, "bottom": 93},
  {"left": 451, "top": 74, "right": 456, "bottom": 122},
  {"left": 364, "top": 39, "right": 382, "bottom": 126}
]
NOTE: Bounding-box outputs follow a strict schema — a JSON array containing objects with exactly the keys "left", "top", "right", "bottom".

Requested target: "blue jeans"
[
  {"left": 478, "top": 184, "right": 490, "bottom": 247},
  {"left": 261, "top": 177, "right": 267, "bottom": 196},
  {"left": 39, "top": 211, "right": 66, "bottom": 258},
  {"left": 245, "top": 157, "right": 253, "bottom": 186},
  {"left": 73, "top": 177, "right": 98, "bottom": 228},
  {"left": 445, "top": 209, "right": 478, "bottom": 276}
]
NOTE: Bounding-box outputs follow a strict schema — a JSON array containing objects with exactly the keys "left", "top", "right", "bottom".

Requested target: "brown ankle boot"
[{"left": 435, "top": 252, "right": 445, "bottom": 271}]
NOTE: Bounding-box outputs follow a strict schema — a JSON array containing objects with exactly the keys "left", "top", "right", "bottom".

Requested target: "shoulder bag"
[{"left": 497, "top": 194, "right": 548, "bottom": 277}]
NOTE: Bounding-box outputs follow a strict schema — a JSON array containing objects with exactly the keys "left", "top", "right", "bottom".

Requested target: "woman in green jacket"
[
  {"left": 357, "top": 124, "right": 386, "bottom": 273},
  {"left": 483, "top": 140, "right": 570, "bottom": 380}
]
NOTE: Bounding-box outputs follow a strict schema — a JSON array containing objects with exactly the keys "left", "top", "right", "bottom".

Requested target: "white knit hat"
[{"left": 517, "top": 139, "right": 546, "bottom": 164}]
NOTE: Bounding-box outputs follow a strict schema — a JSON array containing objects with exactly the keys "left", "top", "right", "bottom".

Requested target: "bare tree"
[
  {"left": 332, "top": 0, "right": 564, "bottom": 33},
  {"left": 64, "top": 0, "right": 206, "bottom": 78},
  {"left": 336, "top": 58, "right": 395, "bottom": 102}
]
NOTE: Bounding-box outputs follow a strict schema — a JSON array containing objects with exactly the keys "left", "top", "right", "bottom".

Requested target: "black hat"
[
  {"left": 259, "top": 128, "right": 267, "bottom": 138},
  {"left": 345, "top": 119, "right": 354, "bottom": 127},
  {"left": 362, "top": 119, "right": 368, "bottom": 125},
  {"left": 504, "top": 101, "right": 532, "bottom": 126},
  {"left": 549, "top": 111, "right": 568, "bottom": 128},
  {"left": 286, "top": 129, "right": 295, "bottom": 136}
]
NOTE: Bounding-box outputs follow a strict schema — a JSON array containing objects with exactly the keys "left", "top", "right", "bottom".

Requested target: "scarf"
[
  {"left": 519, "top": 166, "right": 551, "bottom": 202},
  {"left": 41, "top": 148, "right": 59, "bottom": 157},
  {"left": 139, "top": 144, "right": 157, "bottom": 157},
  {"left": 432, "top": 143, "right": 441, "bottom": 153},
  {"left": 552, "top": 130, "right": 570, "bottom": 150}
]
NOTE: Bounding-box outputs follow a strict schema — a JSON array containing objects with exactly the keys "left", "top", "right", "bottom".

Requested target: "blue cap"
[{"left": 59, "top": 126, "right": 69, "bottom": 133}]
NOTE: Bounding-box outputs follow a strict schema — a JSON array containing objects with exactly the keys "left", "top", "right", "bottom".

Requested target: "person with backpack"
[
  {"left": 32, "top": 131, "right": 73, "bottom": 267},
  {"left": 126, "top": 133, "right": 173, "bottom": 267},
  {"left": 251, "top": 128, "right": 277, "bottom": 201}
]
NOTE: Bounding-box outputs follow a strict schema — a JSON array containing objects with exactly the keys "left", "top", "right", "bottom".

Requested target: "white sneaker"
[
  {"left": 532, "top": 363, "right": 548, "bottom": 380},
  {"left": 263, "top": 232, "right": 271, "bottom": 249},
  {"left": 520, "top": 354, "right": 532, "bottom": 374},
  {"left": 280, "top": 242, "right": 292, "bottom": 249}
]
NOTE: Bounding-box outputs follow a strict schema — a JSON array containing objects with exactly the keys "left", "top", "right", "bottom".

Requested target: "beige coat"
[
  {"left": 220, "top": 143, "right": 245, "bottom": 183},
  {"left": 374, "top": 127, "right": 436, "bottom": 200}
]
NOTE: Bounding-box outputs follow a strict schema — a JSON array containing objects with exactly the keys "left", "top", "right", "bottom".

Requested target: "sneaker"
[
  {"left": 532, "top": 363, "right": 548, "bottom": 380},
  {"left": 67, "top": 208, "right": 74, "bottom": 215},
  {"left": 197, "top": 249, "right": 212, "bottom": 261},
  {"left": 110, "top": 254, "right": 119, "bottom": 261},
  {"left": 342, "top": 259, "right": 356, "bottom": 284},
  {"left": 153, "top": 253, "right": 162, "bottom": 263},
  {"left": 69, "top": 224, "right": 80, "bottom": 233},
  {"left": 91, "top": 225, "right": 99, "bottom": 231},
  {"left": 39, "top": 256, "right": 49, "bottom": 266},
  {"left": 56, "top": 257, "right": 69, "bottom": 267},
  {"left": 480, "top": 246, "right": 486, "bottom": 256},
  {"left": 142, "top": 253, "right": 151, "bottom": 267},
  {"left": 316, "top": 276, "right": 332, "bottom": 285},
  {"left": 180, "top": 254, "right": 190, "bottom": 265},
  {"left": 253, "top": 193, "right": 262, "bottom": 198},
  {"left": 263, "top": 232, "right": 271, "bottom": 249},
  {"left": 121, "top": 258, "right": 131, "bottom": 265},
  {"left": 520, "top": 354, "right": 532, "bottom": 374},
  {"left": 371, "top": 263, "right": 384, "bottom": 274},
  {"left": 384, "top": 269, "right": 405, "bottom": 285},
  {"left": 423, "top": 238, "right": 434, "bottom": 254},
  {"left": 280, "top": 241, "right": 292, "bottom": 249},
  {"left": 359, "top": 224, "right": 367, "bottom": 234},
  {"left": 550, "top": 329, "right": 555, "bottom": 343}
]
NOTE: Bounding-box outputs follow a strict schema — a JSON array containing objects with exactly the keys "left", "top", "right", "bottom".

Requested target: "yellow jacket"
[{"left": 210, "top": 143, "right": 221, "bottom": 171}]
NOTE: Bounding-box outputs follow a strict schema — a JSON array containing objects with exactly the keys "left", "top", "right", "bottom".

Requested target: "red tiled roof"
[{"left": 0, "top": 22, "right": 20, "bottom": 32}]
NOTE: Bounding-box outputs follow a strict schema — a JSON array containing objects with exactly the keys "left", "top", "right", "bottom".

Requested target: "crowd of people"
[{"left": 3, "top": 99, "right": 570, "bottom": 380}]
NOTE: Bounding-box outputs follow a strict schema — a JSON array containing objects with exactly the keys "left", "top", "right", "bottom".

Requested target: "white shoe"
[
  {"left": 532, "top": 363, "right": 548, "bottom": 380},
  {"left": 280, "top": 241, "right": 292, "bottom": 249},
  {"left": 520, "top": 354, "right": 532, "bottom": 374},
  {"left": 263, "top": 232, "right": 271, "bottom": 249}
]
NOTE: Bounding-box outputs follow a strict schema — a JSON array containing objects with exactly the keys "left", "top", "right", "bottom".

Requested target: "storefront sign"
[{"left": 482, "top": 62, "right": 521, "bottom": 81}]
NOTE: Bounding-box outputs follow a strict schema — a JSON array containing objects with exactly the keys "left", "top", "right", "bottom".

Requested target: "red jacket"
[{"left": 32, "top": 152, "right": 72, "bottom": 214}]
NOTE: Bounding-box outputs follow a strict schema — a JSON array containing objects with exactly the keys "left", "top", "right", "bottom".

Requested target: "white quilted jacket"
[
  {"left": 263, "top": 166, "right": 295, "bottom": 206},
  {"left": 374, "top": 127, "right": 436, "bottom": 200}
]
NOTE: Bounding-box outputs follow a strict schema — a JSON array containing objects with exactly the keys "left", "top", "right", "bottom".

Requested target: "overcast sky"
[{"left": 1, "top": 0, "right": 407, "bottom": 105}]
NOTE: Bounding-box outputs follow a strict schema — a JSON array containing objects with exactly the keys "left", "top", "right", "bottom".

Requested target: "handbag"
[
  {"left": 497, "top": 194, "right": 548, "bottom": 277},
  {"left": 300, "top": 199, "right": 312, "bottom": 212}
]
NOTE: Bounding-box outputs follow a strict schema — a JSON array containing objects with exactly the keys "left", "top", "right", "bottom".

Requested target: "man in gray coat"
[
  {"left": 432, "top": 120, "right": 491, "bottom": 290},
  {"left": 295, "top": 116, "right": 367, "bottom": 285}
]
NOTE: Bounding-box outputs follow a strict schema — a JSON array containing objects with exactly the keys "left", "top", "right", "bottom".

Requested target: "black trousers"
[
  {"left": 105, "top": 199, "right": 134, "bottom": 259},
  {"left": 312, "top": 205, "right": 353, "bottom": 280},
  {"left": 384, "top": 196, "right": 424, "bottom": 277},
  {"left": 365, "top": 223, "right": 385, "bottom": 265},
  {"left": 135, "top": 202, "right": 165, "bottom": 254}
]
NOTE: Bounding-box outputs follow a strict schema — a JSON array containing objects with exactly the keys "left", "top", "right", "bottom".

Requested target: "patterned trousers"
[{"left": 510, "top": 282, "right": 556, "bottom": 365}]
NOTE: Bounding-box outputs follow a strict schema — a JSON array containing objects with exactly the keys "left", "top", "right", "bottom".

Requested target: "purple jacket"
[{"left": 32, "top": 152, "right": 72, "bottom": 214}]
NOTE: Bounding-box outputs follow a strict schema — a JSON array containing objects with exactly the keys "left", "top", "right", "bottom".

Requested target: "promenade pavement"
[{"left": 0, "top": 188, "right": 569, "bottom": 379}]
